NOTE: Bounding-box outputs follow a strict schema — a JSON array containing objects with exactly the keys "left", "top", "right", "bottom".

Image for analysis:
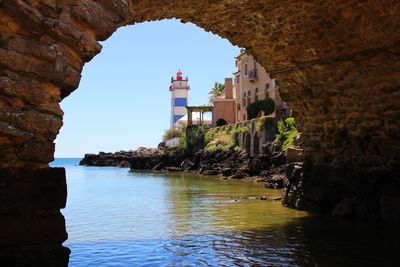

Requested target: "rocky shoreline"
[{"left": 80, "top": 147, "right": 289, "bottom": 189}]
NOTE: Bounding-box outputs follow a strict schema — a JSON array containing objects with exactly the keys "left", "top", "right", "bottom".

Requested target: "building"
[
  {"left": 212, "top": 78, "right": 236, "bottom": 125},
  {"left": 234, "top": 50, "right": 289, "bottom": 122},
  {"left": 212, "top": 50, "right": 289, "bottom": 125},
  {"left": 169, "top": 70, "right": 190, "bottom": 128}
]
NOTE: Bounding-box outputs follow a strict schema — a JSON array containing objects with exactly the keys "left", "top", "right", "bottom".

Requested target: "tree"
[
  {"left": 162, "top": 121, "right": 186, "bottom": 141},
  {"left": 208, "top": 82, "right": 225, "bottom": 104}
]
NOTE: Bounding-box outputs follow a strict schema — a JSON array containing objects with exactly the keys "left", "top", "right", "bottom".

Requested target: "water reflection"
[
  {"left": 162, "top": 172, "right": 308, "bottom": 237},
  {"left": 52, "top": 160, "right": 399, "bottom": 267}
]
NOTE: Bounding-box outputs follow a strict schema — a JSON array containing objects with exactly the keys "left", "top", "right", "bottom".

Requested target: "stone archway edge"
[{"left": 0, "top": 1, "right": 399, "bottom": 265}]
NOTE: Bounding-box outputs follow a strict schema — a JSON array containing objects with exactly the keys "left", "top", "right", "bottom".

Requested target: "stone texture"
[
  {"left": 0, "top": 167, "right": 68, "bottom": 265},
  {"left": 0, "top": 0, "right": 399, "bottom": 259},
  {"left": 0, "top": 245, "right": 70, "bottom": 267},
  {"left": 0, "top": 1, "right": 398, "bottom": 171},
  {"left": 286, "top": 146, "right": 303, "bottom": 163},
  {"left": 0, "top": 211, "right": 68, "bottom": 246},
  {"left": 0, "top": 168, "right": 67, "bottom": 214}
]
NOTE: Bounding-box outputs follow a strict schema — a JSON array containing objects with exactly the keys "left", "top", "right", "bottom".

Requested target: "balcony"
[{"left": 248, "top": 69, "right": 258, "bottom": 82}]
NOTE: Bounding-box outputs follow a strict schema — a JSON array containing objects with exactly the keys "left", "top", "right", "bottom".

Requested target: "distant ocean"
[{"left": 51, "top": 158, "right": 82, "bottom": 167}]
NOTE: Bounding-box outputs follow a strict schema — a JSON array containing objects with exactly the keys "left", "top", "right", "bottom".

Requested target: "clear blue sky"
[{"left": 55, "top": 19, "right": 240, "bottom": 157}]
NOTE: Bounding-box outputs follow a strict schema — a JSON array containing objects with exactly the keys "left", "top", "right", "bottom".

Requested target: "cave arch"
[{"left": 0, "top": 0, "right": 399, "bottom": 263}]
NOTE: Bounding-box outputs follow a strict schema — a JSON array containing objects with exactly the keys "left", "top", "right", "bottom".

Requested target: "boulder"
[{"left": 286, "top": 146, "right": 303, "bottom": 163}]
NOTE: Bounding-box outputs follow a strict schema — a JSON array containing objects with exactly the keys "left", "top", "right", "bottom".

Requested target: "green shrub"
[
  {"left": 255, "top": 116, "right": 276, "bottom": 133},
  {"left": 178, "top": 130, "right": 187, "bottom": 149},
  {"left": 205, "top": 144, "right": 218, "bottom": 152},
  {"left": 204, "top": 128, "right": 217, "bottom": 144},
  {"left": 234, "top": 146, "right": 242, "bottom": 152},
  {"left": 183, "top": 125, "right": 209, "bottom": 154},
  {"left": 230, "top": 125, "right": 249, "bottom": 143},
  {"left": 246, "top": 98, "right": 275, "bottom": 119},
  {"left": 231, "top": 125, "right": 249, "bottom": 135},
  {"left": 205, "top": 131, "right": 235, "bottom": 152},
  {"left": 255, "top": 117, "right": 266, "bottom": 132},
  {"left": 163, "top": 127, "right": 184, "bottom": 141},
  {"left": 273, "top": 117, "right": 298, "bottom": 151}
]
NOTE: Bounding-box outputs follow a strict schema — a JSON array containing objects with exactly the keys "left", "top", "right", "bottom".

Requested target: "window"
[
  {"left": 255, "top": 88, "right": 259, "bottom": 102},
  {"left": 236, "top": 75, "right": 240, "bottom": 84},
  {"left": 266, "top": 83, "right": 270, "bottom": 90},
  {"left": 238, "top": 103, "right": 241, "bottom": 110},
  {"left": 244, "top": 64, "right": 248, "bottom": 76},
  {"left": 248, "top": 90, "right": 251, "bottom": 96},
  {"left": 243, "top": 92, "right": 246, "bottom": 97},
  {"left": 255, "top": 88, "right": 258, "bottom": 94}
]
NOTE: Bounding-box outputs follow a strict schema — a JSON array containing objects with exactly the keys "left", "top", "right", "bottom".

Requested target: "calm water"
[{"left": 52, "top": 158, "right": 399, "bottom": 267}]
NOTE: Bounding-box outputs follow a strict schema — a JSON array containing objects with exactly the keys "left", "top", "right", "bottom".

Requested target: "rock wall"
[
  {"left": 230, "top": 117, "right": 278, "bottom": 156},
  {"left": 0, "top": 1, "right": 398, "bottom": 169},
  {"left": 0, "top": 0, "right": 399, "bottom": 264}
]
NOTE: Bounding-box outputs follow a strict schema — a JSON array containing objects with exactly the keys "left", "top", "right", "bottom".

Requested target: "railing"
[{"left": 248, "top": 69, "right": 258, "bottom": 81}]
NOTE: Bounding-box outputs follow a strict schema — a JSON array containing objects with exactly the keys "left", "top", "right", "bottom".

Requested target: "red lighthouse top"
[
  {"left": 170, "top": 70, "right": 189, "bottom": 87},
  {"left": 176, "top": 70, "right": 183, "bottom": 81}
]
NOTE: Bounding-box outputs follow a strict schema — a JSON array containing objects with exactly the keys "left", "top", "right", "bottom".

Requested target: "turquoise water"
[{"left": 52, "top": 158, "right": 399, "bottom": 267}]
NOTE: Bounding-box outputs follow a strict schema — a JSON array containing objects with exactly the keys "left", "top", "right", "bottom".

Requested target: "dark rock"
[
  {"left": 164, "top": 166, "right": 182, "bottom": 172},
  {"left": 118, "top": 161, "right": 130, "bottom": 168},
  {"left": 271, "top": 152, "right": 286, "bottom": 166},
  {"left": 152, "top": 163, "right": 163, "bottom": 171},
  {"left": 248, "top": 158, "right": 262, "bottom": 176},
  {"left": 264, "top": 174, "right": 285, "bottom": 189},
  {"left": 158, "top": 141, "right": 166, "bottom": 150},
  {"left": 203, "top": 169, "right": 219, "bottom": 176},
  {"left": 182, "top": 159, "right": 194, "bottom": 171},
  {"left": 286, "top": 146, "right": 303, "bottom": 162},
  {"left": 332, "top": 198, "right": 355, "bottom": 217},
  {"left": 0, "top": 168, "right": 67, "bottom": 214},
  {"left": 232, "top": 170, "right": 247, "bottom": 179},
  {"left": 380, "top": 196, "right": 400, "bottom": 223},
  {"left": 221, "top": 168, "right": 233, "bottom": 177}
]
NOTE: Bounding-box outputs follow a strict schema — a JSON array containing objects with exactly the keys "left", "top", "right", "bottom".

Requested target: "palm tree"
[{"left": 208, "top": 82, "right": 225, "bottom": 104}]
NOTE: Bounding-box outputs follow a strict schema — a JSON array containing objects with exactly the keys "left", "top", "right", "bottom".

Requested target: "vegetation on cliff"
[
  {"left": 179, "top": 125, "right": 209, "bottom": 154},
  {"left": 255, "top": 116, "right": 274, "bottom": 133},
  {"left": 162, "top": 121, "right": 188, "bottom": 141},
  {"left": 246, "top": 98, "right": 275, "bottom": 119},
  {"left": 204, "top": 130, "right": 235, "bottom": 152},
  {"left": 273, "top": 117, "right": 298, "bottom": 151},
  {"left": 163, "top": 126, "right": 184, "bottom": 141},
  {"left": 204, "top": 125, "right": 249, "bottom": 152}
]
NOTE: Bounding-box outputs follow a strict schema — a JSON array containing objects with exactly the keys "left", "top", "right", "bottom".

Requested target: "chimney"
[{"left": 225, "top": 78, "right": 233, "bottom": 99}]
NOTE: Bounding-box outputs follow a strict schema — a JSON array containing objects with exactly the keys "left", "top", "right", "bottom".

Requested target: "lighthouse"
[{"left": 170, "top": 70, "right": 190, "bottom": 128}]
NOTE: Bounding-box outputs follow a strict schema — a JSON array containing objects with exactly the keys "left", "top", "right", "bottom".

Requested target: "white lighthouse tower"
[{"left": 170, "top": 70, "right": 190, "bottom": 128}]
